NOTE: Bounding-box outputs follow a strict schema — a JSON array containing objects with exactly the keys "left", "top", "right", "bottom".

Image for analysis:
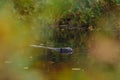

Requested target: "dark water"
[{"left": 0, "top": 0, "right": 120, "bottom": 80}]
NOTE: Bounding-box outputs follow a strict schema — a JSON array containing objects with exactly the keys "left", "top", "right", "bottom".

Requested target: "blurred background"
[{"left": 0, "top": 0, "right": 120, "bottom": 80}]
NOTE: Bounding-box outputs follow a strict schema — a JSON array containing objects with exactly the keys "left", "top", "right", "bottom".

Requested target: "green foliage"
[
  {"left": 0, "top": 0, "right": 6, "bottom": 8},
  {"left": 51, "top": 0, "right": 119, "bottom": 46},
  {"left": 13, "top": 0, "right": 34, "bottom": 15},
  {"left": 11, "top": 0, "right": 120, "bottom": 72}
]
